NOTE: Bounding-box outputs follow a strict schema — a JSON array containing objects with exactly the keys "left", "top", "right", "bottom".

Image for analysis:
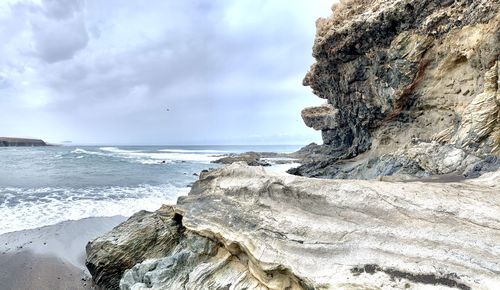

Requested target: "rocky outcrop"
[
  {"left": 291, "top": 0, "right": 500, "bottom": 179},
  {"left": 86, "top": 163, "right": 500, "bottom": 289},
  {"left": 85, "top": 209, "right": 185, "bottom": 289},
  {"left": 213, "top": 152, "right": 300, "bottom": 166},
  {"left": 85, "top": 1, "right": 500, "bottom": 289},
  {"left": 0, "top": 137, "right": 47, "bottom": 147},
  {"left": 213, "top": 152, "right": 273, "bottom": 166}
]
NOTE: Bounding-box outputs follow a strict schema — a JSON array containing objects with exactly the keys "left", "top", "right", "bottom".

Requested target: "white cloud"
[{"left": 0, "top": 0, "right": 334, "bottom": 144}]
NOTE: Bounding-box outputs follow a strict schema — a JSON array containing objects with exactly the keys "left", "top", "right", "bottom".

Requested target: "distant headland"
[{"left": 0, "top": 137, "right": 47, "bottom": 147}]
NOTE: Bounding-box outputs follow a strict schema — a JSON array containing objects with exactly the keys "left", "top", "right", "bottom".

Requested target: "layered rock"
[
  {"left": 292, "top": 0, "right": 500, "bottom": 179},
  {"left": 86, "top": 163, "right": 500, "bottom": 289},
  {"left": 85, "top": 1, "right": 500, "bottom": 289},
  {"left": 0, "top": 137, "right": 47, "bottom": 147}
]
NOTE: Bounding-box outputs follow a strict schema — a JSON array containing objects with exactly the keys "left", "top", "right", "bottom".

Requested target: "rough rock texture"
[
  {"left": 85, "top": 208, "right": 184, "bottom": 289},
  {"left": 213, "top": 152, "right": 302, "bottom": 166},
  {"left": 85, "top": 1, "right": 500, "bottom": 289},
  {"left": 213, "top": 152, "right": 273, "bottom": 167},
  {"left": 86, "top": 204, "right": 285, "bottom": 290},
  {"left": 87, "top": 164, "right": 500, "bottom": 290},
  {"left": 0, "top": 137, "right": 47, "bottom": 147},
  {"left": 292, "top": 0, "right": 500, "bottom": 179}
]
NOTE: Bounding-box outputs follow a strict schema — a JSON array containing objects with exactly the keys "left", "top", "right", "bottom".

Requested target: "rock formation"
[
  {"left": 0, "top": 137, "right": 47, "bottom": 147},
  {"left": 213, "top": 151, "right": 303, "bottom": 167},
  {"left": 213, "top": 152, "right": 273, "bottom": 167},
  {"left": 85, "top": 1, "right": 500, "bottom": 290},
  {"left": 86, "top": 163, "right": 500, "bottom": 290},
  {"left": 291, "top": 0, "right": 500, "bottom": 179}
]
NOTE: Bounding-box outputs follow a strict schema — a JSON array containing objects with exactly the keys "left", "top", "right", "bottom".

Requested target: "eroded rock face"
[
  {"left": 293, "top": 0, "right": 500, "bottom": 179},
  {"left": 86, "top": 202, "right": 303, "bottom": 289},
  {"left": 88, "top": 164, "right": 500, "bottom": 289},
  {"left": 85, "top": 1, "right": 500, "bottom": 289},
  {"left": 85, "top": 207, "right": 184, "bottom": 289}
]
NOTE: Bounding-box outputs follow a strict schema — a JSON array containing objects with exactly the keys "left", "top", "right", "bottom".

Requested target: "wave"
[
  {"left": 127, "top": 152, "right": 220, "bottom": 162},
  {"left": 70, "top": 147, "right": 219, "bottom": 163},
  {"left": 71, "top": 148, "right": 108, "bottom": 156},
  {"left": 95, "top": 147, "right": 224, "bottom": 163},
  {"left": 158, "top": 149, "right": 228, "bottom": 153},
  {"left": 99, "top": 147, "right": 142, "bottom": 153},
  {"left": 0, "top": 184, "right": 189, "bottom": 235}
]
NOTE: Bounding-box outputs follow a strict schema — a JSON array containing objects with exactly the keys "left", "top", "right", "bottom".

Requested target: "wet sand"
[
  {"left": 0, "top": 216, "right": 126, "bottom": 290},
  {"left": 0, "top": 251, "right": 93, "bottom": 290}
]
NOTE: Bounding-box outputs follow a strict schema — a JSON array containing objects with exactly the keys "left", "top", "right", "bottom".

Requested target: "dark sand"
[
  {"left": 0, "top": 216, "right": 126, "bottom": 290},
  {"left": 0, "top": 251, "right": 93, "bottom": 290}
]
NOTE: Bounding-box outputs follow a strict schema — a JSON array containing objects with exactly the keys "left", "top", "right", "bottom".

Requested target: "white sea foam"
[
  {"left": 71, "top": 148, "right": 107, "bottom": 156},
  {"left": 68, "top": 147, "right": 220, "bottom": 164},
  {"left": 266, "top": 162, "right": 302, "bottom": 174},
  {"left": 0, "top": 184, "right": 189, "bottom": 235},
  {"left": 95, "top": 147, "right": 222, "bottom": 163},
  {"left": 99, "top": 147, "right": 142, "bottom": 153},
  {"left": 130, "top": 152, "right": 219, "bottom": 162},
  {"left": 158, "top": 149, "right": 229, "bottom": 153}
]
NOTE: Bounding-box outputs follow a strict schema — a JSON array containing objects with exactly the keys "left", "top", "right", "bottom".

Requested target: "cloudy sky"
[{"left": 0, "top": 0, "right": 332, "bottom": 145}]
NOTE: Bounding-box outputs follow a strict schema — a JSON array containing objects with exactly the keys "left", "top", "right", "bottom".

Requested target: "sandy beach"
[{"left": 0, "top": 216, "right": 125, "bottom": 290}]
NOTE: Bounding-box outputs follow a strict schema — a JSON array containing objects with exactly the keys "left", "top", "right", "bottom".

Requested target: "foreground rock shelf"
[{"left": 86, "top": 163, "right": 500, "bottom": 290}]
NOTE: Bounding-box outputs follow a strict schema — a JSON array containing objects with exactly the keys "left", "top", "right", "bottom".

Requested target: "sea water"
[{"left": 0, "top": 145, "right": 300, "bottom": 234}]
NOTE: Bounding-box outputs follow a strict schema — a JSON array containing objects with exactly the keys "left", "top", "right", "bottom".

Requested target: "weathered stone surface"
[
  {"left": 90, "top": 164, "right": 500, "bottom": 289},
  {"left": 85, "top": 207, "right": 184, "bottom": 290},
  {"left": 0, "top": 137, "right": 47, "bottom": 147},
  {"left": 86, "top": 203, "right": 301, "bottom": 290},
  {"left": 213, "top": 151, "right": 301, "bottom": 167},
  {"left": 293, "top": 0, "right": 500, "bottom": 179},
  {"left": 289, "top": 142, "right": 500, "bottom": 180},
  {"left": 301, "top": 104, "right": 339, "bottom": 131},
  {"left": 213, "top": 152, "right": 272, "bottom": 167}
]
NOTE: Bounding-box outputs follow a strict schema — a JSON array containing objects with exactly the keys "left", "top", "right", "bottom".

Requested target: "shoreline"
[{"left": 0, "top": 216, "right": 126, "bottom": 290}]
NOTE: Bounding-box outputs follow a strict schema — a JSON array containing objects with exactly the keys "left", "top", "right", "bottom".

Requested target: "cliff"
[
  {"left": 0, "top": 137, "right": 47, "bottom": 147},
  {"left": 87, "top": 163, "right": 500, "bottom": 290},
  {"left": 85, "top": 1, "right": 500, "bottom": 289},
  {"left": 290, "top": 0, "right": 500, "bottom": 179}
]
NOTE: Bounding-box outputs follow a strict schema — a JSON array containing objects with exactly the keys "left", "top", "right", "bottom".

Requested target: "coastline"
[
  {"left": 0, "top": 216, "right": 125, "bottom": 290},
  {"left": 0, "top": 158, "right": 296, "bottom": 290}
]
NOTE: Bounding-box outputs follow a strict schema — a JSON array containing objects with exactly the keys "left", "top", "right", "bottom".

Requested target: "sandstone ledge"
[{"left": 86, "top": 163, "right": 500, "bottom": 290}]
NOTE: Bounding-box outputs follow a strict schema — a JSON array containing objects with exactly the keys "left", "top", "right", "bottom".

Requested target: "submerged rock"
[
  {"left": 86, "top": 164, "right": 500, "bottom": 289},
  {"left": 291, "top": 0, "right": 500, "bottom": 179}
]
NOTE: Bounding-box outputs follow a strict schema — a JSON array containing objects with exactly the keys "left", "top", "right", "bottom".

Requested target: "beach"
[
  {"left": 0, "top": 145, "right": 300, "bottom": 289},
  {"left": 0, "top": 216, "right": 125, "bottom": 290}
]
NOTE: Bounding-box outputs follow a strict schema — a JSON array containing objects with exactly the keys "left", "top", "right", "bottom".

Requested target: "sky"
[{"left": 0, "top": 0, "right": 333, "bottom": 145}]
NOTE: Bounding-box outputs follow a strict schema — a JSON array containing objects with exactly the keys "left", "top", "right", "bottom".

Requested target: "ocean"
[{"left": 0, "top": 145, "right": 301, "bottom": 235}]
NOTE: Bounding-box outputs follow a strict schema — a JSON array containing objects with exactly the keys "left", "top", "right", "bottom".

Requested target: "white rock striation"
[{"left": 111, "top": 163, "right": 500, "bottom": 290}]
